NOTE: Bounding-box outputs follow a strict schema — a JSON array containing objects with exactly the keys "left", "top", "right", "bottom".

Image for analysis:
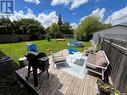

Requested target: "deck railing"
[{"left": 101, "top": 38, "right": 127, "bottom": 93}]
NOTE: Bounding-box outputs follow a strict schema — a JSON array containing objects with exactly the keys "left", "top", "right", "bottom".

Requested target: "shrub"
[{"left": 29, "top": 34, "right": 38, "bottom": 40}]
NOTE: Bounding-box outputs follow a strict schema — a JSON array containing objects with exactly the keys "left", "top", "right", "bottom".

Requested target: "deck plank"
[
  {"left": 71, "top": 78, "right": 81, "bottom": 95},
  {"left": 37, "top": 69, "right": 59, "bottom": 94},
  {"left": 43, "top": 70, "right": 66, "bottom": 95},
  {"left": 65, "top": 77, "right": 78, "bottom": 95},
  {"left": 82, "top": 74, "right": 91, "bottom": 95},
  {"left": 77, "top": 80, "right": 85, "bottom": 95},
  {"left": 60, "top": 74, "right": 73, "bottom": 94}
]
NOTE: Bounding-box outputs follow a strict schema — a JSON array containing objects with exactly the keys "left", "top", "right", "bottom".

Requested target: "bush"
[
  {"left": 47, "top": 36, "right": 51, "bottom": 42},
  {"left": 18, "top": 37, "right": 22, "bottom": 42},
  {"left": 46, "top": 34, "right": 51, "bottom": 42},
  {"left": 84, "top": 34, "right": 93, "bottom": 41},
  {"left": 29, "top": 34, "right": 39, "bottom": 40}
]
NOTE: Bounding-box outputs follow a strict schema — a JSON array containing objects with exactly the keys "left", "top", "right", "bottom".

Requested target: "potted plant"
[
  {"left": 97, "top": 79, "right": 120, "bottom": 95},
  {"left": 47, "top": 48, "right": 53, "bottom": 55}
]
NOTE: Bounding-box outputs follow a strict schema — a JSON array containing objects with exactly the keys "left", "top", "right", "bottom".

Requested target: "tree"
[
  {"left": 16, "top": 19, "right": 45, "bottom": 34},
  {"left": 0, "top": 17, "right": 13, "bottom": 34},
  {"left": 61, "top": 22, "right": 73, "bottom": 34},
  {"left": 47, "top": 23, "right": 60, "bottom": 38},
  {"left": 12, "top": 19, "right": 45, "bottom": 35},
  {"left": 0, "top": 18, "right": 46, "bottom": 35},
  {"left": 58, "top": 14, "right": 63, "bottom": 31},
  {"left": 46, "top": 14, "right": 73, "bottom": 38},
  {"left": 75, "top": 15, "right": 110, "bottom": 41}
]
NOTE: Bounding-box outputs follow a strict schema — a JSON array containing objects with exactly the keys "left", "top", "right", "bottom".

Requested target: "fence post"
[
  {"left": 98, "top": 33, "right": 100, "bottom": 44},
  {"left": 101, "top": 37, "right": 104, "bottom": 50},
  {"left": 108, "top": 39, "right": 113, "bottom": 60}
]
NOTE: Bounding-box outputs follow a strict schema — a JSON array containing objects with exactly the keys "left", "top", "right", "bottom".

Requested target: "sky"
[{"left": 2, "top": 0, "right": 127, "bottom": 28}]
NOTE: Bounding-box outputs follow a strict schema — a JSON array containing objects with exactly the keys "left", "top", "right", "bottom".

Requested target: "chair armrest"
[
  {"left": 86, "top": 62, "right": 107, "bottom": 69},
  {"left": 52, "top": 53, "right": 64, "bottom": 58},
  {"left": 53, "top": 55, "right": 63, "bottom": 58},
  {"left": 53, "top": 56, "right": 65, "bottom": 60}
]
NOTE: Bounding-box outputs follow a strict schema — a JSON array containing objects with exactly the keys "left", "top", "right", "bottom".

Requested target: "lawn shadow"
[
  {"left": 0, "top": 51, "right": 18, "bottom": 77},
  {"left": 0, "top": 51, "right": 33, "bottom": 95}
]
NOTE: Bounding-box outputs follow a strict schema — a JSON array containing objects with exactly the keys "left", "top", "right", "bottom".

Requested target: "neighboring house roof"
[
  {"left": 92, "top": 23, "right": 127, "bottom": 44},
  {"left": 118, "top": 22, "right": 127, "bottom": 27},
  {"left": 94, "top": 24, "right": 127, "bottom": 35}
]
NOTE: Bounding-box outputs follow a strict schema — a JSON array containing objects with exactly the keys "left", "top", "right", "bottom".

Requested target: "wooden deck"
[{"left": 16, "top": 50, "right": 99, "bottom": 95}]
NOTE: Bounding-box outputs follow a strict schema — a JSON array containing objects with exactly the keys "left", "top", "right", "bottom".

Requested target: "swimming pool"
[{"left": 67, "top": 40, "right": 84, "bottom": 47}]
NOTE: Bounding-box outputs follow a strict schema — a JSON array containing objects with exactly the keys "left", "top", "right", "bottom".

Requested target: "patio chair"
[
  {"left": 27, "top": 44, "right": 37, "bottom": 52},
  {"left": 83, "top": 43, "right": 102, "bottom": 57},
  {"left": 68, "top": 47, "right": 77, "bottom": 54},
  {"left": 86, "top": 50, "right": 110, "bottom": 80},
  {"left": 52, "top": 52, "right": 66, "bottom": 68}
]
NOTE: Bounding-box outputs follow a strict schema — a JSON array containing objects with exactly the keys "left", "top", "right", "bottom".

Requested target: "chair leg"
[
  {"left": 33, "top": 68, "right": 38, "bottom": 87},
  {"left": 46, "top": 69, "right": 49, "bottom": 77},
  {"left": 28, "top": 65, "right": 31, "bottom": 78},
  {"left": 102, "top": 69, "right": 104, "bottom": 80},
  {"left": 26, "top": 65, "right": 31, "bottom": 81},
  {"left": 53, "top": 63, "right": 56, "bottom": 69},
  {"left": 53, "top": 63, "right": 55, "bottom": 68}
]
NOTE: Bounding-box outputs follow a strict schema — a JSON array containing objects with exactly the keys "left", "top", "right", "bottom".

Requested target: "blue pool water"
[{"left": 68, "top": 40, "right": 84, "bottom": 47}]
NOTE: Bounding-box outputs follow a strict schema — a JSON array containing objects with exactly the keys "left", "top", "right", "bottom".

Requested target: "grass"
[{"left": 0, "top": 39, "right": 92, "bottom": 64}]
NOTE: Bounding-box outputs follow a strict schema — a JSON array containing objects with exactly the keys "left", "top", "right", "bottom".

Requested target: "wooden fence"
[
  {"left": 101, "top": 38, "right": 127, "bottom": 93},
  {"left": 0, "top": 34, "right": 73, "bottom": 43}
]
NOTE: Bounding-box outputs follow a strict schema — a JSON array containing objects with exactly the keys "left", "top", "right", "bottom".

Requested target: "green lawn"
[{"left": 0, "top": 39, "right": 91, "bottom": 64}]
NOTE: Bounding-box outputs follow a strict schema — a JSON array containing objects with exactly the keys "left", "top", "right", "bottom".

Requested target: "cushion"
[
  {"left": 53, "top": 57, "right": 66, "bottom": 63},
  {"left": 87, "top": 54, "right": 96, "bottom": 64},
  {"left": 96, "top": 50, "right": 104, "bottom": 60},
  {"left": 86, "top": 54, "right": 96, "bottom": 69},
  {"left": 96, "top": 56, "right": 106, "bottom": 66},
  {"left": 96, "top": 50, "right": 103, "bottom": 55}
]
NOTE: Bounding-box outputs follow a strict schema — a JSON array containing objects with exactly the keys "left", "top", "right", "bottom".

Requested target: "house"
[{"left": 92, "top": 24, "right": 127, "bottom": 44}]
